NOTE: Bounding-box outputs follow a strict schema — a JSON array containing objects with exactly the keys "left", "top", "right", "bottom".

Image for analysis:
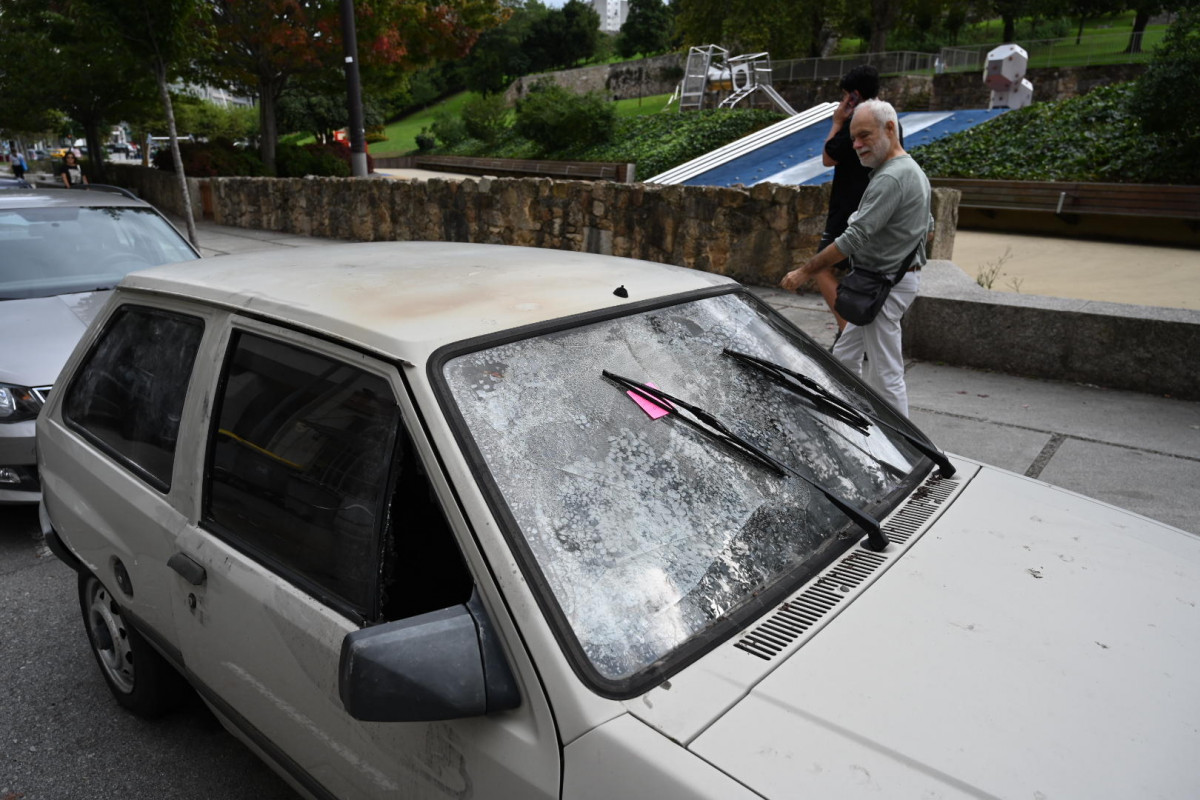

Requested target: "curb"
[{"left": 904, "top": 261, "right": 1200, "bottom": 400}]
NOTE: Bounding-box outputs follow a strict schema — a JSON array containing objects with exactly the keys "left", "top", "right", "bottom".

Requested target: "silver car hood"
[
  {"left": 0, "top": 291, "right": 109, "bottom": 386},
  {"left": 681, "top": 466, "right": 1200, "bottom": 798}
]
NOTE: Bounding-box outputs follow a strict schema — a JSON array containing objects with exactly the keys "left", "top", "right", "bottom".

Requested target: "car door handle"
[{"left": 168, "top": 552, "right": 207, "bottom": 586}]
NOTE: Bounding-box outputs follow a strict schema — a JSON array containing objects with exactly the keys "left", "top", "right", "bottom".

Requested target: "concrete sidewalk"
[{"left": 185, "top": 217, "right": 1200, "bottom": 535}]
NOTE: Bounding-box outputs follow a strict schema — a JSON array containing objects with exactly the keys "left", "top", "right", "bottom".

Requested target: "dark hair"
[{"left": 840, "top": 65, "right": 880, "bottom": 99}]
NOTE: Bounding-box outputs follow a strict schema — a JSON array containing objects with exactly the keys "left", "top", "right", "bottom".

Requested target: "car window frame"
[
  {"left": 197, "top": 318, "right": 431, "bottom": 625},
  {"left": 429, "top": 284, "right": 936, "bottom": 698},
  {"left": 60, "top": 301, "right": 207, "bottom": 495}
]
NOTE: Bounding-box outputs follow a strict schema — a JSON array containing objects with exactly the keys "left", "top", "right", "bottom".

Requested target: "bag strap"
[{"left": 889, "top": 238, "right": 924, "bottom": 287}]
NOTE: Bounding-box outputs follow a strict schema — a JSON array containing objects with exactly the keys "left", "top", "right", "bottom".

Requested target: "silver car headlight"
[{"left": 0, "top": 383, "right": 45, "bottom": 423}]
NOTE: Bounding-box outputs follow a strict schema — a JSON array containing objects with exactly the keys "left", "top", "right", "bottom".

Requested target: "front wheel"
[{"left": 78, "top": 572, "right": 186, "bottom": 718}]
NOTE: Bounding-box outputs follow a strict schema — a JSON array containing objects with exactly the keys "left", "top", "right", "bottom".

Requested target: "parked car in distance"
[
  {"left": 0, "top": 187, "right": 199, "bottom": 502},
  {"left": 38, "top": 242, "right": 1200, "bottom": 799}
]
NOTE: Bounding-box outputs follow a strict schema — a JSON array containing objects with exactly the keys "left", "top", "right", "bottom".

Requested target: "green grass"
[
  {"left": 837, "top": 11, "right": 1167, "bottom": 67},
  {"left": 370, "top": 91, "right": 481, "bottom": 157},
  {"left": 613, "top": 93, "right": 674, "bottom": 117}
]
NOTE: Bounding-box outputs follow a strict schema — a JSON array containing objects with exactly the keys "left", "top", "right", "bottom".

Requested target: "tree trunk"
[
  {"left": 1002, "top": 14, "right": 1015, "bottom": 42},
  {"left": 82, "top": 124, "right": 105, "bottom": 182},
  {"left": 1124, "top": 9, "right": 1151, "bottom": 54},
  {"left": 1076, "top": 18, "right": 1085, "bottom": 45},
  {"left": 259, "top": 77, "right": 279, "bottom": 174},
  {"left": 157, "top": 63, "right": 198, "bottom": 249}
]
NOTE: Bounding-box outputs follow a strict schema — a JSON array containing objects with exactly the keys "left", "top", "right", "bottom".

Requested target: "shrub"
[
  {"left": 152, "top": 139, "right": 267, "bottom": 177},
  {"left": 910, "top": 82, "right": 1200, "bottom": 185},
  {"left": 461, "top": 93, "right": 510, "bottom": 143},
  {"left": 415, "top": 127, "right": 437, "bottom": 151},
  {"left": 275, "top": 142, "right": 352, "bottom": 177},
  {"left": 430, "top": 112, "right": 469, "bottom": 147},
  {"left": 514, "top": 82, "right": 616, "bottom": 153}
]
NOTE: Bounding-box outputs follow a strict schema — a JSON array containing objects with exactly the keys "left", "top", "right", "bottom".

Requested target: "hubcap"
[{"left": 87, "top": 581, "right": 135, "bottom": 694}]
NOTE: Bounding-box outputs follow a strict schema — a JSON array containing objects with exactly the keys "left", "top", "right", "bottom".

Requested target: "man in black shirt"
[{"left": 812, "top": 66, "right": 889, "bottom": 342}]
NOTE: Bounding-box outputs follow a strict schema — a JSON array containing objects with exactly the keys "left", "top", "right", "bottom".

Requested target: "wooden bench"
[
  {"left": 410, "top": 155, "right": 636, "bottom": 183},
  {"left": 930, "top": 178, "right": 1200, "bottom": 222}
]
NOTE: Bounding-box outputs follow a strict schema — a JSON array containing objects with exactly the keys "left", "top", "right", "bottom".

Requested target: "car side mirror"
[{"left": 338, "top": 589, "right": 520, "bottom": 722}]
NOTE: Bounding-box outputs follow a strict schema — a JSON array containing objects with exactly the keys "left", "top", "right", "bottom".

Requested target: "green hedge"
[{"left": 911, "top": 82, "right": 1200, "bottom": 185}]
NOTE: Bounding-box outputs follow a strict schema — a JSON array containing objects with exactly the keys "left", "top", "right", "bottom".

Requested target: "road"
[{"left": 0, "top": 504, "right": 300, "bottom": 800}]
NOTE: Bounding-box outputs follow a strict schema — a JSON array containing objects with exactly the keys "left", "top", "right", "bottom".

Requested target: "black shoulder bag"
[{"left": 834, "top": 240, "right": 923, "bottom": 327}]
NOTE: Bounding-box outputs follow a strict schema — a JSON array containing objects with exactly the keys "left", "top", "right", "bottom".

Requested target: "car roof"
[
  {"left": 0, "top": 187, "right": 152, "bottom": 210},
  {"left": 123, "top": 241, "right": 737, "bottom": 363}
]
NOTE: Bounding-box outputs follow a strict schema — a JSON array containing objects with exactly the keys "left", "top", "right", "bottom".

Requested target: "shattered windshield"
[{"left": 441, "top": 292, "right": 927, "bottom": 684}]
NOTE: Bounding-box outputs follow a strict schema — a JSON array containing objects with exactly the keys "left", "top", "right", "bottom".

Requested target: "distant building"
[{"left": 592, "top": 0, "right": 628, "bottom": 33}]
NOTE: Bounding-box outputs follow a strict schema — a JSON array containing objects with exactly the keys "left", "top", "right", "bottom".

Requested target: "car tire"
[{"left": 78, "top": 572, "right": 186, "bottom": 718}]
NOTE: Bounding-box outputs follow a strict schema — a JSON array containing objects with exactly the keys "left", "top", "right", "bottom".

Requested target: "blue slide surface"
[{"left": 679, "top": 109, "right": 1006, "bottom": 188}]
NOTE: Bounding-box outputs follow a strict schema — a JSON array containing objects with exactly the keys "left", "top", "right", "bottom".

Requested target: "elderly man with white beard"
[{"left": 780, "top": 98, "right": 932, "bottom": 418}]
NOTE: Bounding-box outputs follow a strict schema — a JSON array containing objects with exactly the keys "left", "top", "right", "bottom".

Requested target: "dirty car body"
[
  {"left": 37, "top": 242, "right": 1200, "bottom": 799},
  {"left": 0, "top": 187, "right": 198, "bottom": 502}
]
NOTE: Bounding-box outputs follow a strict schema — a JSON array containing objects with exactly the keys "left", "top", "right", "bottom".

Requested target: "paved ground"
[{"left": 184, "top": 216, "right": 1200, "bottom": 535}]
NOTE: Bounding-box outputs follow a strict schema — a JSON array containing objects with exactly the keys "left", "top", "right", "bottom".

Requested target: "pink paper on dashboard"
[{"left": 629, "top": 382, "right": 672, "bottom": 419}]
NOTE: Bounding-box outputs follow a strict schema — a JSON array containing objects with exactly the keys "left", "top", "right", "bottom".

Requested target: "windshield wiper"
[
  {"left": 603, "top": 370, "right": 887, "bottom": 550},
  {"left": 723, "top": 348, "right": 956, "bottom": 479}
]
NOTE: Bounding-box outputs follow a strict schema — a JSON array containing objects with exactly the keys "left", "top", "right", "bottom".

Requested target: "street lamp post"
[{"left": 340, "top": 0, "right": 369, "bottom": 177}]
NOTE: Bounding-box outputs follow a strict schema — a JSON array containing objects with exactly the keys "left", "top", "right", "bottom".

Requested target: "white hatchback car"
[{"left": 38, "top": 242, "right": 1200, "bottom": 799}]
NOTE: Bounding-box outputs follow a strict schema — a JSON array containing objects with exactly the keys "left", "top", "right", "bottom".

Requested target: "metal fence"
[
  {"left": 769, "top": 30, "right": 1159, "bottom": 83},
  {"left": 770, "top": 51, "right": 935, "bottom": 83}
]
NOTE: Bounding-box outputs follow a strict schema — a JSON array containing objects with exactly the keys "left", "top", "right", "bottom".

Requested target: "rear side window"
[
  {"left": 204, "top": 332, "right": 400, "bottom": 618},
  {"left": 63, "top": 305, "right": 204, "bottom": 491}
]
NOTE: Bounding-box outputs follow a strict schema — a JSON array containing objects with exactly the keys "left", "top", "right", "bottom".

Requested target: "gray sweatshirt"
[{"left": 834, "top": 154, "right": 932, "bottom": 276}]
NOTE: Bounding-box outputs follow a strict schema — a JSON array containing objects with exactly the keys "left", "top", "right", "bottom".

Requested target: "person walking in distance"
[
  {"left": 780, "top": 100, "right": 932, "bottom": 417},
  {"left": 59, "top": 151, "right": 88, "bottom": 188}
]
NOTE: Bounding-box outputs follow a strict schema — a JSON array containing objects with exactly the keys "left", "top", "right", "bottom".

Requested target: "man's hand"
[
  {"left": 781, "top": 241, "right": 846, "bottom": 292},
  {"left": 780, "top": 262, "right": 816, "bottom": 292}
]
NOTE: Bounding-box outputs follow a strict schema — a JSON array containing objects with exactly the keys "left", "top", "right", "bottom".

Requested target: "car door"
[
  {"left": 40, "top": 301, "right": 209, "bottom": 661},
  {"left": 169, "top": 319, "right": 560, "bottom": 800}
]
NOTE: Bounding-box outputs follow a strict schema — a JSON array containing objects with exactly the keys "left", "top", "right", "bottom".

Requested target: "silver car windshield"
[
  {"left": 0, "top": 206, "right": 197, "bottom": 299},
  {"left": 442, "top": 293, "right": 926, "bottom": 682}
]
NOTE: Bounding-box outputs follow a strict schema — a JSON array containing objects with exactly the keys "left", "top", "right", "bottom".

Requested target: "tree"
[
  {"left": 866, "top": 0, "right": 901, "bottom": 52},
  {"left": 618, "top": 0, "right": 672, "bottom": 58},
  {"left": 989, "top": 0, "right": 1028, "bottom": 41},
  {"left": 277, "top": 88, "right": 383, "bottom": 143},
  {"left": 1052, "top": 0, "right": 1124, "bottom": 45},
  {"left": 0, "top": 0, "right": 158, "bottom": 175},
  {"left": 458, "top": 1, "right": 549, "bottom": 95},
  {"left": 84, "top": 0, "right": 205, "bottom": 246},
  {"left": 675, "top": 0, "right": 823, "bottom": 58},
  {"left": 525, "top": 0, "right": 601, "bottom": 71},
  {"left": 1128, "top": 5, "right": 1200, "bottom": 141},
  {"left": 198, "top": 0, "right": 508, "bottom": 171},
  {"left": 1125, "top": 0, "right": 1166, "bottom": 53}
]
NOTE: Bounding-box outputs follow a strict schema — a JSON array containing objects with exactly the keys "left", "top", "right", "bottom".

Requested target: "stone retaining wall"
[{"left": 203, "top": 175, "right": 959, "bottom": 287}]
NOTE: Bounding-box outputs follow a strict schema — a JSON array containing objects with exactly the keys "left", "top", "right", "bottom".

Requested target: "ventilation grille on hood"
[{"left": 734, "top": 473, "right": 961, "bottom": 661}]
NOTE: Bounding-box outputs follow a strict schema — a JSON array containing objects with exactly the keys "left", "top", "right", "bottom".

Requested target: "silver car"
[{"left": 0, "top": 187, "right": 198, "bottom": 502}]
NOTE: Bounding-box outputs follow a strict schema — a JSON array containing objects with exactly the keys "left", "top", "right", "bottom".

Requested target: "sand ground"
[{"left": 950, "top": 230, "right": 1200, "bottom": 311}]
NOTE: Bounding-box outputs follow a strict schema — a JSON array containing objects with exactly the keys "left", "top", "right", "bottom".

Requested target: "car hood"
[
  {"left": 0, "top": 291, "right": 109, "bottom": 386},
  {"left": 670, "top": 466, "right": 1200, "bottom": 798}
]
